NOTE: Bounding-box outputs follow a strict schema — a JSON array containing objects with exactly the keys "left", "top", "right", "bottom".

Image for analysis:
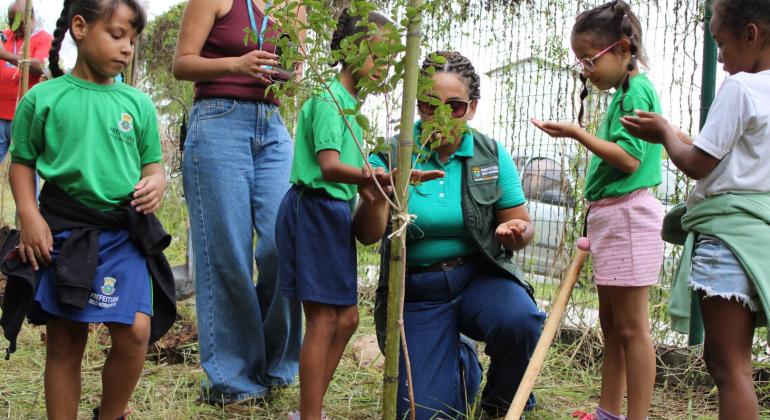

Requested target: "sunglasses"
[
  {"left": 417, "top": 98, "right": 473, "bottom": 119},
  {"left": 573, "top": 40, "right": 620, "bottom": 73}
]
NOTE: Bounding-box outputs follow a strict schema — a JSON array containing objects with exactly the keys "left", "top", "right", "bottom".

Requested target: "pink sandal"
[{"left": 572, "top": 411, "right": 597, "bottom": 420}]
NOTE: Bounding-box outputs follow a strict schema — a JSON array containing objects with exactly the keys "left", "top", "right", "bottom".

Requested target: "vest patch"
[{"left": 471, "top": 164, "right": 499, "bottom": 182}]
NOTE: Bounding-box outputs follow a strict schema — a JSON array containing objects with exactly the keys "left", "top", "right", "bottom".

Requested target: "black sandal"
[{"left": 92, "top": 406, "right": 128, "bottom": 420}]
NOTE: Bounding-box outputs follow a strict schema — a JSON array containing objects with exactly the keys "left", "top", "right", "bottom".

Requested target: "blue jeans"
[
  {"left": 0, "top": 119, "right": 11, "bottom": 162},
  {"left": 183, "top": 99, "right": 302, "bottom": 403},
  {"left": 398, "top": 261, "right": 545, "bottom": 419}
]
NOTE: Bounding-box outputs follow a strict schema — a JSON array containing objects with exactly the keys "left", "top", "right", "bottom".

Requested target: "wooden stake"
[
  {"left": 18, "top": 0, "right": 33, "bottom": 97},
  {"left": 505, "top": 242, "right": 590, "bottom": 420},
  {"left": 13, "top": 0, "right": 35, "bottom": 229}
]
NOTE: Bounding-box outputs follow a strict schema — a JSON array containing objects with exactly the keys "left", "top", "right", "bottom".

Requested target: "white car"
[{"left": 514, "top": 155, "right": 575, "bottom": 281}]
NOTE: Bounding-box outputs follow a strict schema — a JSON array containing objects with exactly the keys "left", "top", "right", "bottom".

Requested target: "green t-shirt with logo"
[
  {"left": 584, "top": 73, "right": 663, "bottom": 202},
  {"left": 10, "top": 74, "right": 162, "bottom": 211},
  {"left": 289, "top": 77, "right": 364, "bottom": 201}
]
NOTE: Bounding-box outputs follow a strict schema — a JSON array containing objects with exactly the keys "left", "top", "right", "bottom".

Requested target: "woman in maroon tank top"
[{"left": 172, "top": 0, "right": 305, "bottom": 405}]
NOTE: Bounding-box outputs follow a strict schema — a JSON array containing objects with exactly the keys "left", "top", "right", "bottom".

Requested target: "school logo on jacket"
[
  {"left": 119, "top": 113, "right": 134, "bottom": 133},
  {"left": 101, "top": 277, "right": 117, "bottom": 296}
]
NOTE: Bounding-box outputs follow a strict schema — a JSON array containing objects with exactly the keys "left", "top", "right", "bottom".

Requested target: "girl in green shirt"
[
  {"left": 9, "top": 1, "right": 165, "bottom": 419},
  {"left": 276, "top": 9, "right": 426, "bottom": 420},
  {"left": 532, "top": 2, "right": 664, "bottom": 419},
  {"left": 621, "top": 1, "right": 770, "bottom": 417}
]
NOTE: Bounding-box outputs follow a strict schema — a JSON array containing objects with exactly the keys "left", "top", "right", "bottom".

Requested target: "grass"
[{"left": 0, "top": 294, "right": 742, "bottom": 420}]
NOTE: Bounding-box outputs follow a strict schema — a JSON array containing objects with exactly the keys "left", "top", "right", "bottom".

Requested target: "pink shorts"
[{"left": 587, "top": 189, "right": 664, "bottom": 287}]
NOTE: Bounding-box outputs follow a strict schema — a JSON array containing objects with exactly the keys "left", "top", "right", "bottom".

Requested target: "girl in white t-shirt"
[{"left": 621, "top": 0, "right": 770, "bottom": 418}]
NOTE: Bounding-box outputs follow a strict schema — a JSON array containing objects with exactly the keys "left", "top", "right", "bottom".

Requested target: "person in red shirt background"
[{"left": 0, "top": 0, "right": 52, "bottom": 162}]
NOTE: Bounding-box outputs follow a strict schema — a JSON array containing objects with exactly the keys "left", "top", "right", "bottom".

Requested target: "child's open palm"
[{"left": 531, "top": 118, "right": 581, "bottom": 139}]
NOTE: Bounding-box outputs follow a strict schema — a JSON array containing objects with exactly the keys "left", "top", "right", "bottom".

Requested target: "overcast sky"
[{"left": 8, "top": 0, "right": 185, "bottom": 67}]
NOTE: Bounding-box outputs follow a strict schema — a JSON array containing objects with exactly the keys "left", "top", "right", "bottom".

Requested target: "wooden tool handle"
[{"left": 505, "top": 248, "right": 590, "bottom": 420}]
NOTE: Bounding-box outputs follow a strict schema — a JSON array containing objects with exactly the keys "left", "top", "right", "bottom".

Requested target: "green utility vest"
[{"left": 373, "top": 130, "right": 534, "bottom": 351}]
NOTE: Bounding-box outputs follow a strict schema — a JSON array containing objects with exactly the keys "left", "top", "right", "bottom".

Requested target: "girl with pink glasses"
[{"left": 532, "top": 1, "right": 663, "bottom": 419}]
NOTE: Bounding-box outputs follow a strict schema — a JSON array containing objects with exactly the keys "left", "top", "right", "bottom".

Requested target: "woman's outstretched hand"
[
  {"left": 388, "top": 168, "right": 446, "bottom": 185},
  {"left": 408, "top": 169, "right": 445, "bottom": 184},
  {"left": 496, "top": 219, "right": 531, "bottom": 250}
]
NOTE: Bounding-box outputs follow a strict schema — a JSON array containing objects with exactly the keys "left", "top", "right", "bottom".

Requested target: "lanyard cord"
[{"left": 246, "top": 0, "right": 272, "bottom": 50}]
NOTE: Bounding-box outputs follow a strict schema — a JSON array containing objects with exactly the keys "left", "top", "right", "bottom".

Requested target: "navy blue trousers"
[{"left": 397, "top": 261, "right": 545, "bottom": 419}]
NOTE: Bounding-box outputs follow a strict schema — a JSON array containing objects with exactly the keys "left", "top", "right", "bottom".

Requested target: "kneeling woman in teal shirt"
[{"left": 355, "top": 51, "right": 545, "bottom": 420}]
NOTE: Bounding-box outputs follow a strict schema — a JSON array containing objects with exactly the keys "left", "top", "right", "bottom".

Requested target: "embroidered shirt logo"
[
  {"left": 119, "top": 113, "right": 133, "bottom": 133},
  {"left": 100, "top": 277, "right": 117, "bottom": 296}
]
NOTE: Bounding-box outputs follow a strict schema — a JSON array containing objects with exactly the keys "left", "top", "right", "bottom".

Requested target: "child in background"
[{"left": 621, "top": 1, "right": 770, "bottom": 418}]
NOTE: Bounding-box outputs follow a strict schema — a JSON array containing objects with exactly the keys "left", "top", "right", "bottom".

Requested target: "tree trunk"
[{"left": 381, "top": 0, "right": 423, "bottom": 418}]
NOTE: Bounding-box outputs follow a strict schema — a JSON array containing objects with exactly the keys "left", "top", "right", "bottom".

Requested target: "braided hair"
[
  {"left": 329, "top": 7, "right": 392, "bottom": 67},
  {"left": 712, "top": 0, "right": 770, "bottom": 43},
  {"left": 49, "top": 0, "right": 147, "bottom": 78},
  {"left": 421, "top": 51, "right": 481, "bottom": 100},
  {"left": 572, "top": 0, "right": 646, "bottom": 126}
]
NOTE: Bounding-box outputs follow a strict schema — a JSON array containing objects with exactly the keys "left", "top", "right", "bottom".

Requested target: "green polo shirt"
[
  {"left": 10, "top": 74, "right": 162, "bottom": 211},
  {"left": 584, "top": 73, "right": 663, "bottom": 202},
  {"left": 369, "top": 122, "right": 526, "bottom": 267},
  {"left": 289, "top": 77, "right": 364, "bottom": 201}
]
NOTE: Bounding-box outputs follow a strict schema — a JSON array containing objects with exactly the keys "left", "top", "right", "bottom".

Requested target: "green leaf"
[
  {"left": 432, "top": 54, "right": 447, "bottom": 64},
  {"left": 356, "top": 114, "right": 371, "bottom": 131},
  {"left": 11, "top": 12, "right": 21, "bottom": 32},
  {"left": 371, "top": 144, "right": 389, "bottom": 154}
]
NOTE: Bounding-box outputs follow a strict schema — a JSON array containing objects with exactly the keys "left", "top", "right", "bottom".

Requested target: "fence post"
[{"left": 689, "top": 0, "right": 717, "bottom": 347}]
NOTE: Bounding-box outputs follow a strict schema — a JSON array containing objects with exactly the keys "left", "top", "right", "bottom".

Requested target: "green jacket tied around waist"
[{"left": 663, "top": 193, "right": 770, "bottom": 341}]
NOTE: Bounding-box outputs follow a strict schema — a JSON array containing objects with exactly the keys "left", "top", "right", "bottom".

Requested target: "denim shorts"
[{"left": 688, "top": 235, "right": 760, "bottom": 312}]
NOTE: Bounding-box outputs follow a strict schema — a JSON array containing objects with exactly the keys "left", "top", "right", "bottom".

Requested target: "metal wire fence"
[
  {"left": 362, "top": 0, "right": 721, "bottom": 349},
  {"left": 0, "top": 0, "right": 729, "bottom": 354}
]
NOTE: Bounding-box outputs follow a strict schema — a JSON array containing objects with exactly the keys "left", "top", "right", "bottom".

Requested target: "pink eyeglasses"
[{"left": 573, "top": 40, "right": 620, "bottom": 73}]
